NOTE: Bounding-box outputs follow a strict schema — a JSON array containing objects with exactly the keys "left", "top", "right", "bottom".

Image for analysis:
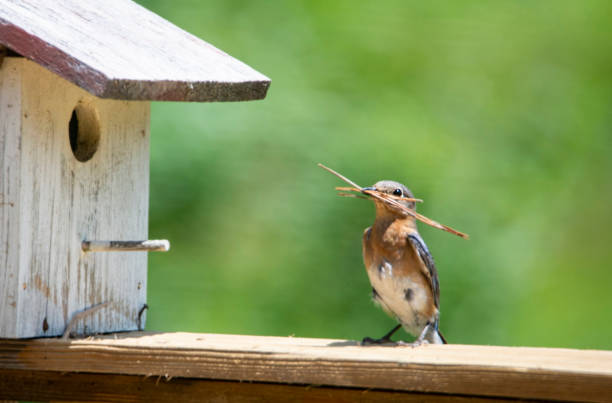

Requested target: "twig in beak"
[
  {"left": 317, "top": 163, "right": 363, "bottom": 189},
  {"left": 335, "top": 186, "right": 422, "bottom": 203},
  {"left": 337, "top": 193, "right": 371, "bottom": 200},
  {"left": 319, "top": 163, "right": 469, "bottom": 240}
]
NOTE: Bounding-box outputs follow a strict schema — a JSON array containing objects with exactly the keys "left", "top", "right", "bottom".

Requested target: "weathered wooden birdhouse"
[{"left": 0, "top": 0, "right": 269, "bottom": 338}]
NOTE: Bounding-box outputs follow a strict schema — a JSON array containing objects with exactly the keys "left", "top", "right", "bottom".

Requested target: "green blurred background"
[{"left": 136, "top": 0, "right": 612, "bottom": 349}]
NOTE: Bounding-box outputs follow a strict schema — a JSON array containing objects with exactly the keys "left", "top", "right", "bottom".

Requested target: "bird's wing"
[
  {"left": 362, "top": 226, "right": 373, "bottom": 266},
  {"left": 407, "top": 233, "right": 440, "bottom": 308}
]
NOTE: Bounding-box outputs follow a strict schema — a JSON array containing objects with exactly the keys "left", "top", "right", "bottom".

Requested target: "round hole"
[{"left": 68, "top": 103, "right": 100, "bottom": 162}]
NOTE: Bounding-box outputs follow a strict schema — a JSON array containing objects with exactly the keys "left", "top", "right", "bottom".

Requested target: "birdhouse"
[{"left": 0, "top": 0, "right": 269, "bottom": 338}]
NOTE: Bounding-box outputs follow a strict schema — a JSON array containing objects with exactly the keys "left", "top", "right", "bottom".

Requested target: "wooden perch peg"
[{"left": 82, "top": 240, "right": 170, "bottom": 252}]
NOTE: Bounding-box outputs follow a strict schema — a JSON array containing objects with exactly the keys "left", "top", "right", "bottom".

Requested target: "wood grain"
[
  {"left": 0, "top": 53, "right": 21, "bottom": 338},
  {"left": 1, "top": 332, "right": 611, "bottom": 402},
  {"left": 0, "top": 58, "right": 149, "bottom": 338},
  {"left": 0, "top": 369, "right": 508, "bottom": 403},
  {"left": 0, "top": 0, "right": 270, "bottom": 102}
]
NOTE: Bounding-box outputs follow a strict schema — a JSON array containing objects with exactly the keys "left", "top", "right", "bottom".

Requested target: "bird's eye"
[{"left": 392, "top": 188, "right": 402, "bottom": 196}]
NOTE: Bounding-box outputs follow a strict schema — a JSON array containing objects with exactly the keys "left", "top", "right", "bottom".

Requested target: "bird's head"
[{"left": 362, "top": 180, "right": 417, "bottom": 217}]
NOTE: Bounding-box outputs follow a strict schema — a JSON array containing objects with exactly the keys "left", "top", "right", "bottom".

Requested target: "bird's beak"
[{"left": 361, "top": 186, "right": 376, "bottom": 193}]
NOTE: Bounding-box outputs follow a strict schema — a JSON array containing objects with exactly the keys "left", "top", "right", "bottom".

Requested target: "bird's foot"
[
  {"left": 361, "top": 336, "right": 396, "bottom": 346},
  {"left": 361, "top": 337, "right": 428, "bottom": 347},
  {"left": 361, "top": 324, "right": 403, "bottom": 346}
]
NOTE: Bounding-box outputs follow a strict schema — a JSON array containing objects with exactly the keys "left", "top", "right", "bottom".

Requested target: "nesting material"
[{"left": 318, "top": 163, "right": 469, "bottom": 239}]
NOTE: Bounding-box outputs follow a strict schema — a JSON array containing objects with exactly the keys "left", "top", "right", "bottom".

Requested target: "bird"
[{"left": 361, "top": 180, "right": 446, "bottom": 346}]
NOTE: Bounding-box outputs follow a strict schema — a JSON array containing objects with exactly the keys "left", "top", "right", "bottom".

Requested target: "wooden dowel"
[{"left": 82, "top": 240, "right": 170, "bottom": 252}]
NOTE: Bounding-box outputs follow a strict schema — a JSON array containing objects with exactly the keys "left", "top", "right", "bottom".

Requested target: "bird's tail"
[
  {"left": 437, "top": 329, "right": 447, "bottom": 344},
  {"left": 427, "top": 321, "right": 447, "bottom": 344}
]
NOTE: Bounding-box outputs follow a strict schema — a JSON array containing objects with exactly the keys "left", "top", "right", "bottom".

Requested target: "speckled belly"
[{"left": 367, "top": 260, "right": 432, "bottom": 337}]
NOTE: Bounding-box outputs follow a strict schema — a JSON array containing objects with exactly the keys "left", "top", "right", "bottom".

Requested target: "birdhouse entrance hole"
[{"left": 68, "top": 103, "right": 100, "bottom": 162}]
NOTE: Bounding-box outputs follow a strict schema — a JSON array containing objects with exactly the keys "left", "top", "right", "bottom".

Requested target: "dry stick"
[
  {"left": 62, "top": 301, "right": 111, "bottom": 339},
  {"left": 359, "top": 187, "right": 468, "bottom": 239},
  {"left": 410, "top": 209, "right": 469, "bottom": 239},
  {"left": 318, "top": 163, "right": 363, "bottom": 189},
  {"left": 318, "top": 163, "right": 469, "bottom": 240},
  {"left": 337, "top": 193, "right": 371, "bottom": 200},
  {"left": 360, "top": 184, "right": 469, "bottom": 239},
  {"left": 336, "top": 187, "right": 423, "bottom": 203}
]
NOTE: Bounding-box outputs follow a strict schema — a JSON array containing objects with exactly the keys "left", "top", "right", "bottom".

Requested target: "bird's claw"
[{"left": 361, "top": 336, "right": 395, "bottom": 346}]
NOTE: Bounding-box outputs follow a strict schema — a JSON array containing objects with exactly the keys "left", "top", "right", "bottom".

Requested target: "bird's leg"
[
  {"left": 411, "top": 323, "right": 431, "bottom": 346},
  {"left": 361, "top": 323, "right": 402, "bottom": 345},
  {"left": 396, "top": 322, "right": 432, "bottom": 347}
]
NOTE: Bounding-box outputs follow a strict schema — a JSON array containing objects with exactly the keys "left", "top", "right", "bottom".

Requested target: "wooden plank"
[
  {"left": 0, "top": 51, "right": 21, "bottom": 339},
  {"left": 0, "top": 0, "right": 270, "bottom": 102},
  {"left": 1, "top": 332, "right": 611, "bottom": 402},
  {"left": 0, "top": 58, "right": 149, "bottom": 338},
  {"left": 0, "top": 369, "right": 507, "bottom": 403}
]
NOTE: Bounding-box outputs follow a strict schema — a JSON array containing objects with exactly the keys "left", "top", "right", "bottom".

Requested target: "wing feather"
[{"left": 407, "top": 233, "right": 440, "bottom": 308}]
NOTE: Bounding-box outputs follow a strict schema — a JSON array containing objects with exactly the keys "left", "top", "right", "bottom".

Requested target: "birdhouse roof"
[{"left": 0, "top": 0, "right": 270, "bottom": 102}]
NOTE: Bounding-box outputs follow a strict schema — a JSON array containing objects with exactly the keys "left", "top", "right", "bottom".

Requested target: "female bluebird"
[{"left": 361, "top": 180, "right": 446, "bottom": 345}]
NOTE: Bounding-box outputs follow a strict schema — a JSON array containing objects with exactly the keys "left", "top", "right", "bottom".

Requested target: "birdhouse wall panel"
[
  {"left": 0, "top": 58, "right": 150, "bottom": 338},
  {"left": 0, "top": 58, "right": 22, "bottom": 337}
]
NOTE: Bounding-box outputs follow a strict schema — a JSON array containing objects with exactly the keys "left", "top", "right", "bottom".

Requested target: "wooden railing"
[{"left": 1, "top": 332, "right": 611, "bottom": 402}]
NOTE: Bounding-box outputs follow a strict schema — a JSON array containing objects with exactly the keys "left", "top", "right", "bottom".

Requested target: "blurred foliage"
[{"left": 136, "top": 0, "right": 612, "bottom": 349}]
